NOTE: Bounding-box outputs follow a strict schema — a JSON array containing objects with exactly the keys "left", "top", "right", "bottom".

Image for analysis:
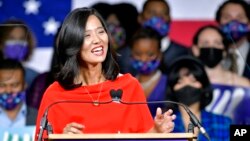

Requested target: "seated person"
[
  {"left": 0, "top": 19, "right": 39, "bottom": 88},
  {"left": 191, "top": 25, "right": 250, "bottom": 122},
  {"left": 166, "top": 56, "right": 231, "bottom": 141},
  {"left": 0, "top": 59, "right": 37, "bottom": 127},
  {"left": 130, "top": 27, "right": 167, "bottom": 117}
]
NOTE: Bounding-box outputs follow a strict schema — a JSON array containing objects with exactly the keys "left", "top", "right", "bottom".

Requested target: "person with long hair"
[{"left": 35, "top": 7, "right": 175, "bottom": 140}]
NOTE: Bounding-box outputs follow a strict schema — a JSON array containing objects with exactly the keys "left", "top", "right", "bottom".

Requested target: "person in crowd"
[
  {"left": 35, "top": 7, "right": 176, "bottom": 140},
  {"left": 191, "top": 25, "right": 250, "bottom": 122},
  {"left": 192, "top": 25, "right": 250, "bottom": 87},
  {"left": 136, "top": 0, "right": 191, "bottom": 74},
  {"left": 92, "top": 2, "right": 139, "bottom": 51},
  {"left": 26, "top": 27, "right": 60, "bottom": 110},
  {"left": 130, "top": 27, "right": 167, "bottom": 117},
  {"left": 0, "top": 59, "right": 37, "bottom": 127},
  {"left": 166, "top": 56, "right": 231, "bottom": 141},
  {"left": 91, "top": 2, "right": 140, "bottom": 75},
  {"left": 216, "top": 0, "right": 250, "bottom": 79},
  {"left": 0, "top": 19, "right": 39, "bottom": 87}
]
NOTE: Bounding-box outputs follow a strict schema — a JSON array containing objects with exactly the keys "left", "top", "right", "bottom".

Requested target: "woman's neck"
[
  {"left": 79, "top": 64, "right": 105, "bottom": 85},
  {"left": 205, "top": 64, "right": 223, "bottom": 75},
  {"left": 205, "top": 64, "right": 228, "bottom": 84},
  {"left": 137, "top": 70, "right": 160, "bottom": 83}
]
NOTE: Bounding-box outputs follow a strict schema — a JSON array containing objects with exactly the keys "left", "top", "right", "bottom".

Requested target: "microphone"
[
  {"left": 37, "top": 99, "right": 112, "bottom": 141},
  {"left": 109, "top": 89, "right": 210, "bottom": 141}
]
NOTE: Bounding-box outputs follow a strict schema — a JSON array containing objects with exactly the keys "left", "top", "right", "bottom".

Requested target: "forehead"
[
  {"left": 144, "top": 1, "right": 169, "bottom": 12},
  {"left": 132, "top": 38, "right": 159, "bottom": 51},
  {"left": 85, "top": 15, "right": 103, "bottom": 30},
  {"left": 199, "top": 28, "right": 221, "bottom": 39},
  {"left": 8, "top": 27, "right": 27, "bottom": 39},
  {"left": 222, "top": 3, "right": 246, "bottom": 15},
  {"left": 179, "top": 67, "right": 190, "bottom": 77},
  {"left": 0, "top": 69, "right": 23, "bottom": 83},
  {"left": 144, "top": 1, "right": 169, "bottom": 11}
]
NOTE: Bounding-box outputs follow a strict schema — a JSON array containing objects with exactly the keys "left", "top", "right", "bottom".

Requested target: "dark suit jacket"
[
  {"left": 25, "top": 106, "right": 38, "bottom": 125},
  {"left": 242, "top": 49, "right": 250, "bottom": 79},
  {"left": 160, "top": 41, "right": 191, "bottom": 74}
]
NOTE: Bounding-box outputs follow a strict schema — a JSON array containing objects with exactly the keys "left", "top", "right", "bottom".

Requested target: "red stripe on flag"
[{"left": 169, "top": 20, "right": 218, "bottom": 47}]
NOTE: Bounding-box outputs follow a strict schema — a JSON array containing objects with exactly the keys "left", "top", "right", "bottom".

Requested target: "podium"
[{"left": 48, "top": 133, "right": 196, "bottom": 141}]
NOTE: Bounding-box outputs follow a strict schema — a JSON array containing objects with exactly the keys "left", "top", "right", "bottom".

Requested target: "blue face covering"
[
  {"left": 0, "top": 91, "right": 26, "bottom": 110},
  {"left": 107, "top": 23, "right": 126, "bottom": 50},
  {"left": 142, "top": 16, "right": 170, "bottom": 37},
  {"left": 3, "top": 40, "right": 29, "bottom": 61},
  {"left": 220, "top": 20, "right": 250, "bottom": 42},
  {"left": 131, "top": 58, "right": 161, "bottom": 75}
]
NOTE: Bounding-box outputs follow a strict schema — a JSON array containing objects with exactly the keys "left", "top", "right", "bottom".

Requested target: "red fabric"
[
  {"left": 169, "top": 20, "right": 218, "bottom": 47},
  {"left": 35, "top": 73, "right": 154, "bottom": 140}
]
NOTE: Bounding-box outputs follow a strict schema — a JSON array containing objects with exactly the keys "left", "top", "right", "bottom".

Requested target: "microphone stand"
[
  {"left": 187, "top": 122, "right": 194, "bottom": 133},
  {"left": 37, "top": 100, "right": 112, "bottom": 141},
  {"left": 117, "top": 99, "right": 210, "bottom": 141}
]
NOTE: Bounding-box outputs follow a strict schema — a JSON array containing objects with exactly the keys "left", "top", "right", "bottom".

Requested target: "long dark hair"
[{"left": 56, "top": 7, "right": 119, "bottom": 90}]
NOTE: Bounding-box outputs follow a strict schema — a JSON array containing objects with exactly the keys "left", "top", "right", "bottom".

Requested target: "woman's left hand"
[{"left": 153, "top": 107, "right": 176, "bottom": 133}]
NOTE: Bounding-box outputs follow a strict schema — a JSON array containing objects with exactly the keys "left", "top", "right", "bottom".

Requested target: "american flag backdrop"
[{"left": 0, "top": 0, "right": 226, "bottom": 73}]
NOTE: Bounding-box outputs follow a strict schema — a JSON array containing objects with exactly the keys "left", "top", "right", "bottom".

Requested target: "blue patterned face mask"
[
  {"left": 131, "top": 58, "right": 161, "bottom": 75},
  {"left": 0, "top": 91, "right": 26, "bottom": 110},
  {"left": 220, "top": 20, "right": 250, "bottom": 42},
  {"left": 3, "top": 40, "right": 29, "bottom": 61},
  {"left": 142, "top": 16, "right": 170, "bottom": 37},
  {"left": 107, "top": 23, "right": 126, "bottom": 50}
]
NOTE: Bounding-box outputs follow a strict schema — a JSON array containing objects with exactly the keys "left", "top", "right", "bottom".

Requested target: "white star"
[
  {"left": 23, "top": 0, "right": 41, "bottom": 15},
  {"left": 43, "top": 17, "right": 60, "bottom": 36}
]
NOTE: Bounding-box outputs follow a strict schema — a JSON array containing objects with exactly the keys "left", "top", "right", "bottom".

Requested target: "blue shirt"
[
  {"left": 173, "top": 110, "right": 231, "bottom": 141},
  {"left": 0, "top": 103, "right": 27, "bottom": 127},
  {"left": 147, "top": 74, "right": 167, "bottom": 117}
]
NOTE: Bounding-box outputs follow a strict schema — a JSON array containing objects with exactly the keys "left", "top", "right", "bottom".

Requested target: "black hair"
[
  {"left": 130, "top": 27, "right": 162, "bottom": 50},
  {"left": 91, "top": 3, "right": 113, "bottom": 20},
  {"left": 0, "top": 59, "right": 25, "bottom": 77},
  {"left": 192, "top": 25, "right": 230, "bottom": 51},
  {"left": 92, "top": 2, "right": 139, "bottom": 46},
  {"left": 56, "top": 7, "right": 119, "bottom": 90},
  {"left": 215, "top": 0, "right": 250, "bottom": 23},
  {"left": 166, "top": 56, "right": 213, "bottom": 110},
  {"left": 142, "top": 0, "right": 170, "bottom": 16}
]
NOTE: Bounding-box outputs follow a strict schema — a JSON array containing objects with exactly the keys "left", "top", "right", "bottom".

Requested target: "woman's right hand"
[{"left": 63, "top": 122, "right": 85, "bottom": 134}]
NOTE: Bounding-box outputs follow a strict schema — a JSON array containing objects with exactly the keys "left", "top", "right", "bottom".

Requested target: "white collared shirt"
[
  {"left": 0, "top": 103, "right": 27, "bottom": 128},
  {"left": 161, "top": 36, "right": 170, "bottom": 52},
  {"left": 234, "top": 40, "right": 249, "bottom": 75}
]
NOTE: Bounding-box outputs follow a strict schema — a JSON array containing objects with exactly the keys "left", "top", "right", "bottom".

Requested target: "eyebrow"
[{"left": 85, "top": 26, "right": 104, "bottom": 32}]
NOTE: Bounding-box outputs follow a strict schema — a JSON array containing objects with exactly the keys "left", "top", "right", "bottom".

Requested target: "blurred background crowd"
[{"left": 0, "top": 0, "right": 250, "bottom": 140}]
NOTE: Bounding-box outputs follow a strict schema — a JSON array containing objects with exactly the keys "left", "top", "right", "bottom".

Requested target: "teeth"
[{"left": 92, "top": 47, "right": 102, "bottom": 52}]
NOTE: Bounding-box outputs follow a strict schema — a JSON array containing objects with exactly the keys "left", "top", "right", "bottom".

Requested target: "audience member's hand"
[
  {"left": 154, "top": 108, "right": 176, "bottom": 133},
  {"left": 63, "top": 122, "right": 85, "bottom": 134}
]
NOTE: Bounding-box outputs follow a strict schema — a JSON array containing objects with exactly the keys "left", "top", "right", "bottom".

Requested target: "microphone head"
[{"left": 110, "top": 89, "right": 123, "bottom": 102}]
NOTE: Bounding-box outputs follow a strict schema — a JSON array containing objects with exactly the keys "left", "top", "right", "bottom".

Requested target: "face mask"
[
  {"left": 220, "top": 20, "right": 250, "bottom": 42},
  {"left": 107, "top": 23, "right": 126, "bottom": 50},
  {"left": 3, "top": 40, "right": 29, "bottom": 61},
  {"left": 131, "top": 58, "right": 161, "bottom": 75},
  {"left": 0, "top": 91, "right": 26, "bottom": 110},
  {"left": 175, "top": 86, "right": 202, "bottom": 106},
  {"left": 142, "top": 16, "right": 170, "bottom": 37},
  {"left": 199, "top": 48, "right": 223, "bottom": 68}
]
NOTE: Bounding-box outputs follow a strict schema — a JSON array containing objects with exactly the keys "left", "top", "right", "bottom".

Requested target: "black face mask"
[
  {"left": 198, "top": 48, "right": 223, "bottom": 68},
  {"left": 174, "top": 86, "right": 202, "bottom": 106}
]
